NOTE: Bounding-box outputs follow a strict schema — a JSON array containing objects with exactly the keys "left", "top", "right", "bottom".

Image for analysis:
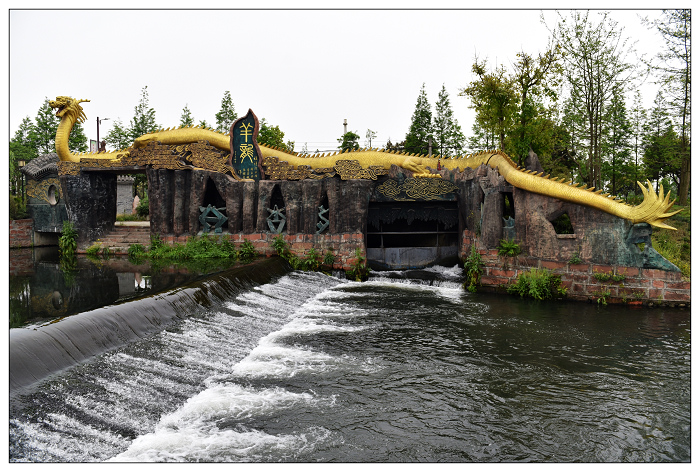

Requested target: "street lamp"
[
  {"left": 18, "top": 159, "right": 26, "bottom": 201},
  {"left": 97, "top": 117, "right": 110, "bottom": 152}
]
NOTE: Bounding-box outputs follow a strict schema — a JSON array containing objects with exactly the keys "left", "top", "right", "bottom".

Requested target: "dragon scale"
[{"left": 50, "top": 96, "right": 680, "bottom": 230}]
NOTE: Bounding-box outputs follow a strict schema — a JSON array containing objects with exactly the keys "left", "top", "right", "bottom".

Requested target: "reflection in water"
[{"left": 8, "top": 247, "right": 245, "bottom": 328}]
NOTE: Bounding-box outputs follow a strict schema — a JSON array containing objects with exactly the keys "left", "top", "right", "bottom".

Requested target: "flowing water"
[{"left": 8, "top": 264, "right": 691, "bottom": 462}]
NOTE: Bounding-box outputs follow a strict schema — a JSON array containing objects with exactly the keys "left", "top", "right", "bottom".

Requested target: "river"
[{"left": 8, "top": 258, "right": 691, "bottom": 462}]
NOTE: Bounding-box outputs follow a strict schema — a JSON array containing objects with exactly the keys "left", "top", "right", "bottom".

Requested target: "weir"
[{"left": 9, "top": 257, "right": 289, "bottom": 397}]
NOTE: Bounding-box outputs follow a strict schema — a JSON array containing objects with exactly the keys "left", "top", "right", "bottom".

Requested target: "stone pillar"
[{"left": 60, "top": 172, "right": 117, "bottom": 244}]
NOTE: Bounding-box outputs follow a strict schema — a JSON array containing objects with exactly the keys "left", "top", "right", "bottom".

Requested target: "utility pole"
[
  {"left": 343, "top": 119, "right": 347, "bottom": 135},
  {"left": 97, "top": 117, "right": 110, "bottom": 152}
]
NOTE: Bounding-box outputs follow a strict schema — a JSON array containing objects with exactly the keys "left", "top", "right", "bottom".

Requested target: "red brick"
[
  {"left": 480, "top": 275, "right": 510, "bottom": 286},
  {"left": 616, "top": 266, "right": 641, "bottom": 277},
  {"left": 664, "top": 290, "right": 690, "bottom": 301},
  {"left": 642, "top": 268, "right": 668, "bottom": 280},
  {"left": 541, "top": 260, "right": 567, "bottom": 270},
  {"left": 648, "top": 288, "right": 663, "bottom": 299},
  {"left": 568, "top": 263, "right": 590, "bottom": 272},
  {"left": 652, "top": 279, "right": 665, "bottom": 288},
  {"left": 571, "top": 283, "right": 585, "bottom": 293},
  {"left": 246, "top": 233, "right": 262, "bottom": 241},
  {"left": 592, "top": 264, "right": 613, "bottom": 274},
  {"left": 491, "top": 268, "right": 516, "bottom": 278},
  {"left": 665, "top": 280, "right": 691, "bottom": 290}
]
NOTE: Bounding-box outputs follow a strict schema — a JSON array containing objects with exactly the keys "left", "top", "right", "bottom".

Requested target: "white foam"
[{"left": 109, "top": 384, "right": 331, "bottom": 462}]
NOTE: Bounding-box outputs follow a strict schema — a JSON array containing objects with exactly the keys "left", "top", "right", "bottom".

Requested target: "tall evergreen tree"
[
  {"left": 129, "top": 86, "right": 159, "bottom": 141},
  {"left": 180, "top": 104, "right": 194, "bottom": 127},
  {"left": 643, "top": 9, "right": 691, "bottom": 205},
  {"left": 601, "top": 86, "right": 633, "bottom": 196},
  {"left": 629, "top": 90, "right": 647, "bottom": 193},
  {"left": 9, "top": 117, "right": 37, "bottom": 195},
  {"left": 433, "top": 85, "right": 465, "bottom": 157},
  {"left": 405, "top": 83, "right": 433, "bottom": 155},
  {"left": 215, "top": 91, "right": 237, "bottom": 133},
  {"left": 642, "top": 90, "right": 679, "bottom": 190},
  {"left": 32, "top": 98, "right": 59, "bottom": 155}
]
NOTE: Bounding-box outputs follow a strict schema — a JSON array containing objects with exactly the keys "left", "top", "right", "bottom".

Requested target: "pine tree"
[
  {"left": 601, "top": 86, "right": 633, "bottom": 196},
  {"left": 32, "top": 98, "right": 59, "bottom": 155},
  {"left": 215, "top": 91, "right": 237, "bottom": 133},
  {"left": 9, "top": 117, "right": 36, "bottom": 195},
  {"left": 68, "top": 121, "right": 88, "bottom": 153},
  {"left": 629, "top": 90, "right": 647, "bottom": 192},
  {"left": 129, "top": 86, "right": 159, "bottom": 141},
  {"left": 180, "top": 104, "right": 194, "bottom": 127},
  {"left": 405, "top": 83, "right": 432, "bottom": 155},
  {"left": 433, "top": 85, "right": 465, "bottom": 157},
  {"left": 338, "top": 131, "right": 360, "bottom": 152}
]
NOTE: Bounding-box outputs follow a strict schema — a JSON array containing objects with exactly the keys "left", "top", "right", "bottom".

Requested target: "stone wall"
[{"left": 462, "top": 229, "right": 690, "bottom": 307}]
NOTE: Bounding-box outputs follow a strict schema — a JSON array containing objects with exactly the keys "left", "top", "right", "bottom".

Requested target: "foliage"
[
  {"left": 129, "top": 86, "right": 160, "bottom": 140},
  {"left": 568, "top": 252, "right": 582, "bottom": 265},
  {"left": 238, "top": 239, "right": 258, "bottom": 262},
  {"left": 651, "top": 204, "right": 690, "bottom": 278},
  {"left": 85, "top": 242, "right": 102, "bottom": 256},
  {"left": 404, "top": 83, "right": 433, "bottom": 155},
  {"left": 432, "top": 84, "right": 465, "bottom": 157},
  {"left": 180, "top": 104, "right": 195, "bottom": 127},
  {"left": 593, "top": 287, "right": 612, "bottom": 305},
  {"left": 545, "top": 10, "right": 636, "bottom": 190},
  {"left": 506, "top": 268, "right": 566, "bottom": 300},
  {"left": 323, "top": 250, "right": 335, "bottom": 267},
  {"left": 271, "top": 235, "right": 334, "bottom": 272},
  {"left": 143, "top": 234, "right": 257, "bottom": 263},
  {"left": 127, "top": 243, "right": 147, "bottom": 261},
  {"left": 497, "top": 239, "right": 521, "bottom": 257},
  {"left": 258, "top": 118, "right": 294, "bottom": 152},
  {"left": 215, "top": 91, "right": 237, "bottom": 133},
  {"left": 9, "top": 195, "right": 27, "bottom": 220},
  {"left": 460, "top": 60, "right": 518, "bottom": 152},
  {"left": 58, "top": 221, "right": 78, "bottom": 257},
  {"left": 136, "top": 194, "right": 150, "bottom": 217},
  {"left": 463, "top": 246, "right": 483, "bottom": 292},
  {"left": 365, "top": 129, "right": 377, "bottom": 148},
  {"left": 346, "top": 248, "right": 370, "bottom": 282},
  {"left": 337, "top": 131, "right": 360, "bottom": 153}
]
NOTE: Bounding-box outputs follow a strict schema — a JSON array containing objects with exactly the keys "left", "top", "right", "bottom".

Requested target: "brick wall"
[
  {"left": 462, "top": 230, "right": 690, "bottom": 307},
  {"left": 160, "top": 232, "right": 366, "bottom": 270},
  {"left": 9, "top": 219, "right": 33, "bottom": 248}
]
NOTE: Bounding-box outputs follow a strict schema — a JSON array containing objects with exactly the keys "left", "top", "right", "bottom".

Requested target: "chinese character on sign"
[
  {"left": 239, "top": 123, "right": 254, "bottom": 142},
  {"left": 240, "top": 144, "right": 254, "bottom": 163},
  {"left": 230, "top": 110, "right": 261, "bottom": 181}
]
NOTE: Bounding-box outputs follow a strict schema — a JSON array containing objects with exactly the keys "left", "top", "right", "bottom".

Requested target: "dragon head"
[{"left": 49, "top": 96, "right": 90, "bottom": 124}]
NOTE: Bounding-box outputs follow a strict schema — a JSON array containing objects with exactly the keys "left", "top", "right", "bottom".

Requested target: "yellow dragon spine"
[{"left": 49, "top": 96, "right": 680, "bottom": 230}]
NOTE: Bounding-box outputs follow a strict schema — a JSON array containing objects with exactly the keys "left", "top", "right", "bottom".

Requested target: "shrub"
[
  {"left": 497, "top": 239, "right": 521, "bottom": 257},
  {"left": 9, "top": 195, "right": 27, "bottom": 220},
  {"left": 463, "top": 246, "right": 483, "bottom": 292},
  {"left": 323, "top": 249, "right": 335, "bottom": 267},
  {"left": 346, "top": 248, "right": 370, "bottom": 282},
  {"left": 238, "top": 239, "right": 258, "bottom": 262},
  {"left": 58, "top": 221, "right": 78, "bottom": 257},
  {"left": 507, "top": 268, "right": 567, "bottom": 300},
  {"left": 85, "top": 242, "right": 102, "bottom": 256},
  {"left": 136, "top": 194, "right": 149, "bottom": 218}
]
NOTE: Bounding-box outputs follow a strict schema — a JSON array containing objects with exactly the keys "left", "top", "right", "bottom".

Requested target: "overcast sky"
[{"left": 8, "top": 4, "right": 667, "bottom": 154}]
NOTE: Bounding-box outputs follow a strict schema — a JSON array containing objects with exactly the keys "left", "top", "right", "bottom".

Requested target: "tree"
[
  {"left": 433, "top": 84, "right": 465, "bottom": 157},
  {"left": 508, "top": 46, "right": 561, "bottom": 164},
  {"left": 546, "top": 11, "right": 637, "bottom": 189},
  {"left": 601, "top": 85, "right": 633, "bottom": 196},
  {"left": 258, "top": 118, "right": 294, "bottom": 152},
  {"left": 9, "top": 117, "right": 36, "bottom": 196},
  {"left": 460, "top": 60, "right": 518, "bottom": 152},
  {"left": 215, "top": 91, "right": 237, "bottom": 133},
  {"left": 32, "top": 98, "right": 59, "bottom": 155},
  {"left": 385, "top": 139, "right": 405, "bottom": 153},
  {"left": 128, "top": 86, "right": 159, "bottom": 141},
  {"left": 338, "top": 131, "right": 360, "bottom": 152},
  {"left": 466, "top": 121, "right": 497, "bottom": 153},
  {"left": 629, "top": 90, "right": 648, "bottom": 192},
  {"left": 643, "top": 90, "right": 681, "bottom": 192},
  {"left": 365, "top": 129, "right": 377, "bottom": 148},
  {"left": 104, "top": 119, "right": 132, "bottom": 150},
  {"left": 405, "top": 83, "right": 433, "bottom": 155},
  {"left": 180, "top": 104, "right": 194, "bottom": 127},
  {"left": 643, "top": 9, "right": 691, "bottom": 205}
]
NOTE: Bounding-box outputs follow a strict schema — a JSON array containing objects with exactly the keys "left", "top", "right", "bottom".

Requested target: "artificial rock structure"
[{"left": 22, "top": 96, "right": 685, "bottom": 298}]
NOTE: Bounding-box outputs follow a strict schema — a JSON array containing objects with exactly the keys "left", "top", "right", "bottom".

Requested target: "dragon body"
[{"left": 50, "top": 96, "right": 680, "bottom": 229}]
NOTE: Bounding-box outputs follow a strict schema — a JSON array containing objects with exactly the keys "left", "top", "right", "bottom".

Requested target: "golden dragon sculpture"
[{"left": 49, "top": 96, "right": 680, "bottom": 230}]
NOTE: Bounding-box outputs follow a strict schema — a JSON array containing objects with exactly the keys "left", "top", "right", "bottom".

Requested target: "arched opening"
[{"left": 200, "top": 177, "right": 228, "bottom": 233}]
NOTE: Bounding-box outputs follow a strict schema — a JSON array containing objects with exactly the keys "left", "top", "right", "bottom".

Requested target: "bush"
[
  {"left": 9, "top": 195, "right": 27, "bottom": 220},
  {"left": 346, "top": 248, "right": 370, "bottom": 282},
  {"left": 136, "top": 194, "right": 149, "bottom": 218},
  {"left": 507, "top": 268, "right": 567, "bottom": 300},
  {"left": 58, "top": 221, "right": 78, "bottom": 257},
  {"left": 497, "top": 239, "right": 521, "bottom": 257},
  {"left": 463, "top": 246, "right": 483, "bottom": 292}
]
